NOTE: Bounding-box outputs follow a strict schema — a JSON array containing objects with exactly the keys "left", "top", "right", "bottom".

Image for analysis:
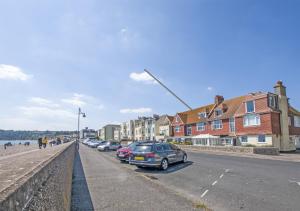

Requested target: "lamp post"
[{"left": 77, "top": 108, "right": 86, "bottom": 147}]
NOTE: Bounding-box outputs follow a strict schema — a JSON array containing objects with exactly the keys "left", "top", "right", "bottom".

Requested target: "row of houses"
[
  {"left": 171, "top": 81, "right": 300, "bottom": 151},
  {"left": 90, "top": 81, "right": 300, "bottom": 152}
]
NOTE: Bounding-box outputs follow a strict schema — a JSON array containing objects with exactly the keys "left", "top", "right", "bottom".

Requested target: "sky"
[{"left": 0, "top": 0, "right": 299, "bottom": 131}]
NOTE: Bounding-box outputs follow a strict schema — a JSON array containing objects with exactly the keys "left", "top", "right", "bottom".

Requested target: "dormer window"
[
  {"left": 198, "top": 112, "right": 207, "bottom": 119},
  {"left": 215, "top": 109, "right": 222, "bottom": 117},
  {"left": 175, "top": 116, "right": 179, "bottom": 123},
  {"left": 268, "top": 95, "right": 278, "bottom": 109},
  {"left": 246, "top": 101, "right": 255, "bottom": 113}
]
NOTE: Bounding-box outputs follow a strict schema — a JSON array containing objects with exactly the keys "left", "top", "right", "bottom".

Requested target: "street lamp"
[{"left": 77, "top": 108, "right": 86, "bottom": 142}]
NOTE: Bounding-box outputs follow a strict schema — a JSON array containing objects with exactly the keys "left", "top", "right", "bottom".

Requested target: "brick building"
[{"left": 171, "top": 81, "right": 300, "bottom": 151}]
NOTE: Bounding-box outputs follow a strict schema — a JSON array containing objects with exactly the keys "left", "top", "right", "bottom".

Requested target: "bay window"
[{"left": 243, "top": 114, "right": 261, "bottom": 126}]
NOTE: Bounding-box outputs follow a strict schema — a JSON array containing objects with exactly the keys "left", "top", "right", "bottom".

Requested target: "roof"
[
  {"left": 178, "top": 104, "right": 215, "bottom": 124},
  {"left": 175, "top": 95, "right": 247, "bottom": 124},
  {"left": 289, "top": 106, "right": 300, "bottom": 116},
  {"left": 209, "top": 95, "right": 247, "bottom": 120}
]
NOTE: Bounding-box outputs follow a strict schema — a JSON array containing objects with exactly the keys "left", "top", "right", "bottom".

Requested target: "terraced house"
[{"left": 171, "top": 81, "right": 300, "bottom": 152}]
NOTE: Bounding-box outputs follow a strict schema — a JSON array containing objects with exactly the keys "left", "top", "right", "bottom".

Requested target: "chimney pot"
[{"left": 215, "top": 95, "right": 224, "bottom": 105}]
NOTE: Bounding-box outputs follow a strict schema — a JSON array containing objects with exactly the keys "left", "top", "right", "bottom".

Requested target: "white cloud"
[
  {"left": 0, "top": 64, "right": 32, "bottom": 81},
  {"left": 96, "top": 104, "right": 105, "bottom": 110},
  {"left": 207, "top": 86, "right": 213, "bottom": 91},
  {"left": 29, "top": 97, "right": 60, "bottom": 108},
  {"left": 129, "top": 72, "right": 157, "bottom": 84},
  {"left": 120, "top": 107, "right": 152, "bottom": 114},
  {"left": 61, "top": 93, "right": 87, "bottom": 107},
  {"left": 19, "top": 106, "right": 76, "bottom": 119}
]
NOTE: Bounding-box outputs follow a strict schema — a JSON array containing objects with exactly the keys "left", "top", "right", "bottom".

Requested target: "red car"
[
  {"left": 117, "top": 141, "right": 155, "bottom": 162},
  {"left": 116, "top": 142, "right": 139, "bottom": 162}
]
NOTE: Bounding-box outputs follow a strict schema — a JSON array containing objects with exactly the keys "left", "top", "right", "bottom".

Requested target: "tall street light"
[{"left": 77, "top": 108, "right": 86, "bottom": 142}]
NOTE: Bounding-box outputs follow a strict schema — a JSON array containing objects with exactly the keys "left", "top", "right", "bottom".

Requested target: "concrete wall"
[{"left": 0, "top": 143, "right": 75, "bottom": 211}]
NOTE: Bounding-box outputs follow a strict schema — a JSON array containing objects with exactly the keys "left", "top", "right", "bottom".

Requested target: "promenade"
[{"left": 0, "top": 143, "right": 72, "bottom": 199}]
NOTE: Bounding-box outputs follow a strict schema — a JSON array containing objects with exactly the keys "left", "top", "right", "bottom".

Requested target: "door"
[
  {"left": 163, "top": 144, "right": 176, "bottom": 163},
  {"left": 170, "top": 144, "right": 183, "bottom": 162}
]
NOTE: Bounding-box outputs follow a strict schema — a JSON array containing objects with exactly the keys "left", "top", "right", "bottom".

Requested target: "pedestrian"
[
  {"left": 4, "top": 143, "right": 6, "bottom": 150},
  {"left": 38, "top": 137, "right": 43, "bottom": 149},
  {"left": 42, "top": 137, "right": 48, "bottom": 148}
]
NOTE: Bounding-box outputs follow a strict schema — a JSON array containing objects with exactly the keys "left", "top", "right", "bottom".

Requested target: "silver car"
[
  {"left": 129, "top": 143, "right": 187, "bottom": 170},
  {"left": 97, "top": 141, "right": 122, "bottom": 151}
]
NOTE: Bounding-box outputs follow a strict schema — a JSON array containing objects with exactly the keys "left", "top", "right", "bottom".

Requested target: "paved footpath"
[{"left": 71, "top": 145, "right": 201, "bottom": 211}]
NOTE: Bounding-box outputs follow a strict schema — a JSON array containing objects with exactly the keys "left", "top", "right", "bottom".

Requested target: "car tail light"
[{"left": 145, "top": 152, "right": 156, "bottom": 158}]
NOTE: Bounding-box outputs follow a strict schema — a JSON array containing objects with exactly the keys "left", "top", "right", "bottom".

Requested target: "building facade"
[
  {"left": 80, "top": 127, "right": 97, "bottom": 139},
  {"left": 101, "top": 124, "right": 121, "bottom": 141},
  {"left": 171, "top": 81, "right": 300, "bottom": 151},
  {"left": 113, "top": 127, "right": 121, "bottom": 141},
  {"left": 155, "top": 115, "right": 174, "bottom": 141}
]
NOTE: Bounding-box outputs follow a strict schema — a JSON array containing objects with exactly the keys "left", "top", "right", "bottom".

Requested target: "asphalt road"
[
  {"left": 71, "top": 145, "right": 200, "bottom": 211},
  {"left": 96, "top": 147, "right": 300, "bottom": 211}
]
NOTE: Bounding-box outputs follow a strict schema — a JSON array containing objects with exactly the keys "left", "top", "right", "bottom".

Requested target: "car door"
[
  {"left": 170, "top": 144, "right": 183, "bottom": 162},
  {"left": 162, "top": 144, "right": 176, "bottom": 163}
]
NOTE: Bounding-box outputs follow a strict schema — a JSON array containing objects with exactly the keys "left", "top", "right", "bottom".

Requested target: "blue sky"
[{"left": 0, "top": 0, "right": 299, "bottom": 130}]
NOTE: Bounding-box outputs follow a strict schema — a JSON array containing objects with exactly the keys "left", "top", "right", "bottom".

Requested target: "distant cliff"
[{"left": 0, "top": 130, "right": 76, "bottom": 140}]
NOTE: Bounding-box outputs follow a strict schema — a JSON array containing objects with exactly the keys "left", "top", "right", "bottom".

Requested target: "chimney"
[
  {"left": 274, "top": 80, "right": 286, "bottom": 96},
  {"left": 215, "top": 95, "right": 224, "bottom": 105}
]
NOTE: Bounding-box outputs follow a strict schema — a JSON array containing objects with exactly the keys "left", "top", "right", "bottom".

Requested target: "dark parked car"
[{"left": 129, "top": 142, "right": 187, "bottom": 170}]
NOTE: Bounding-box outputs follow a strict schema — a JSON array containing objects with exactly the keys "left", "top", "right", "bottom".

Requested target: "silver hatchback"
[{"left": 129, "top": 143, "right": 187, "bottom": 170}]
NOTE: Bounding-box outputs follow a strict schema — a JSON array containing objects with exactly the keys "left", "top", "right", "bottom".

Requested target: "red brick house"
[{"left": 171, "top": 81, "right": 300, "bottom": 151}]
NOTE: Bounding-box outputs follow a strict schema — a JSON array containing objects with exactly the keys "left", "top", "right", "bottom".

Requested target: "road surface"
[{"left": 73, "top": 145, "right": 300, "bottom": 211}]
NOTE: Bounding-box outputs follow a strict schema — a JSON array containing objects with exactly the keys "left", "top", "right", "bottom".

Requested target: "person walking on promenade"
[
  {"left": 38, "top": 137, "right": 43, "bottom": 149},
  {"left": 42, "top": 137, "right": 48, "bottom": 148}
]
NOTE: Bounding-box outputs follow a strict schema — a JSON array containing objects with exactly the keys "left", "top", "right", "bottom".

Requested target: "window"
[
  {"left": 198, "top": 112, "right": 207, "bottom": 119},
  {"left": 229, "top": 117, "right": 235, "bottom": 132},
  {"left": 175, "top": 116, "right": 179, "bottom": 123},
  {"left": 187, "top": 125, "right": 192, "bottom": 135},
  {"left": 162, "top": 144, "right": 171, "bottom": 151},
  {"left": 258, "top": 135, "right": 266, "bottom": 143},
  {"left": 241, "top": 136, "right": 248, "bottom": 143},
  {"left": 294, "top": 116, "right": 300, "bottom": 127},
  {"left": 170, "top": 144, "right": 179, "bottom": 150},
  {"left": 246, "top": 101, "right": 255, "bottom": 113},
  {"left": 243, "top": 114, "right": 261, "bottom": 126},
  {"left": 156, "top": 145, "right": 163, "bottom": 151},
  {"left": 175, "top": 126, "right": 181, "bottom": 132},
  {"left": 212, "top": 120, "right": 222, "bottom": 130},
  {"left": 215, "top": 109, "right": 222, "bottom": 117},
  {"left": 288, "top": 116, "right": 292, "bottom": 126},
  {"left": 196, "top": 122, "right": 206, "bottom": 131},
  {"left": 268, "top": 95, "right": 278, "bottom": 108}
]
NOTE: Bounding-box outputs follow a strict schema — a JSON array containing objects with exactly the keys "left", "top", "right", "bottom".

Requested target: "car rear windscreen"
[{"left": 134, "top": 145, "right": 153, "bottom": 152}]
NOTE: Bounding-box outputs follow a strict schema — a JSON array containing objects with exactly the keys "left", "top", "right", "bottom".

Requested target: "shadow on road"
[
  {"left": 134, "top": 161, "right": 193, "bottom": 174},
  {"left": 71, "top": 150, "right": 94, "bottom": 211}
]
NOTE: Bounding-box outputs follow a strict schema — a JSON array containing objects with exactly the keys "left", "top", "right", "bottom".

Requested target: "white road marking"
[
  {"left": 201, "top": 189, "right": 209, "bottom": 198},
  {"left": 220, "top": 174, "right": 224, "bottom": 179},
  {"left": 225, "top": 169, "right": 231, "bottom": 173},
  {"left": 212, "top": 180, "right": 218, "bottom": 186},
  {"left": 297, "top": 182, "right": 300, "bottom": 186}
]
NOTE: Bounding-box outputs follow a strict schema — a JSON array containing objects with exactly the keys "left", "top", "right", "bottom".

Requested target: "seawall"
[{"left": 0, "top": 142, "right": 75, "bottom": 211}]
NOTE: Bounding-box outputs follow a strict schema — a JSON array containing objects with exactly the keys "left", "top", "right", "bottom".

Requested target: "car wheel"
[
  {"left": 161, "top": 159, "right": 169, "bottom": 170},
  {"left": 182, "top": 154, "right": 187, "bottom": 163},
  {"left": 104, "top": 147, "right": 109, "bottom": 151}
]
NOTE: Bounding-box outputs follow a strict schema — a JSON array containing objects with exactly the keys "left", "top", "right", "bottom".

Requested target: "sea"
[{"left": 0, "top": 140, "right": 37, "bottom": 145}]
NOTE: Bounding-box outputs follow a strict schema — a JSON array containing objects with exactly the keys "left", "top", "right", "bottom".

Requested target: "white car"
[{"left": 97, "top": 141, "right": 121, "bottom": 151}]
